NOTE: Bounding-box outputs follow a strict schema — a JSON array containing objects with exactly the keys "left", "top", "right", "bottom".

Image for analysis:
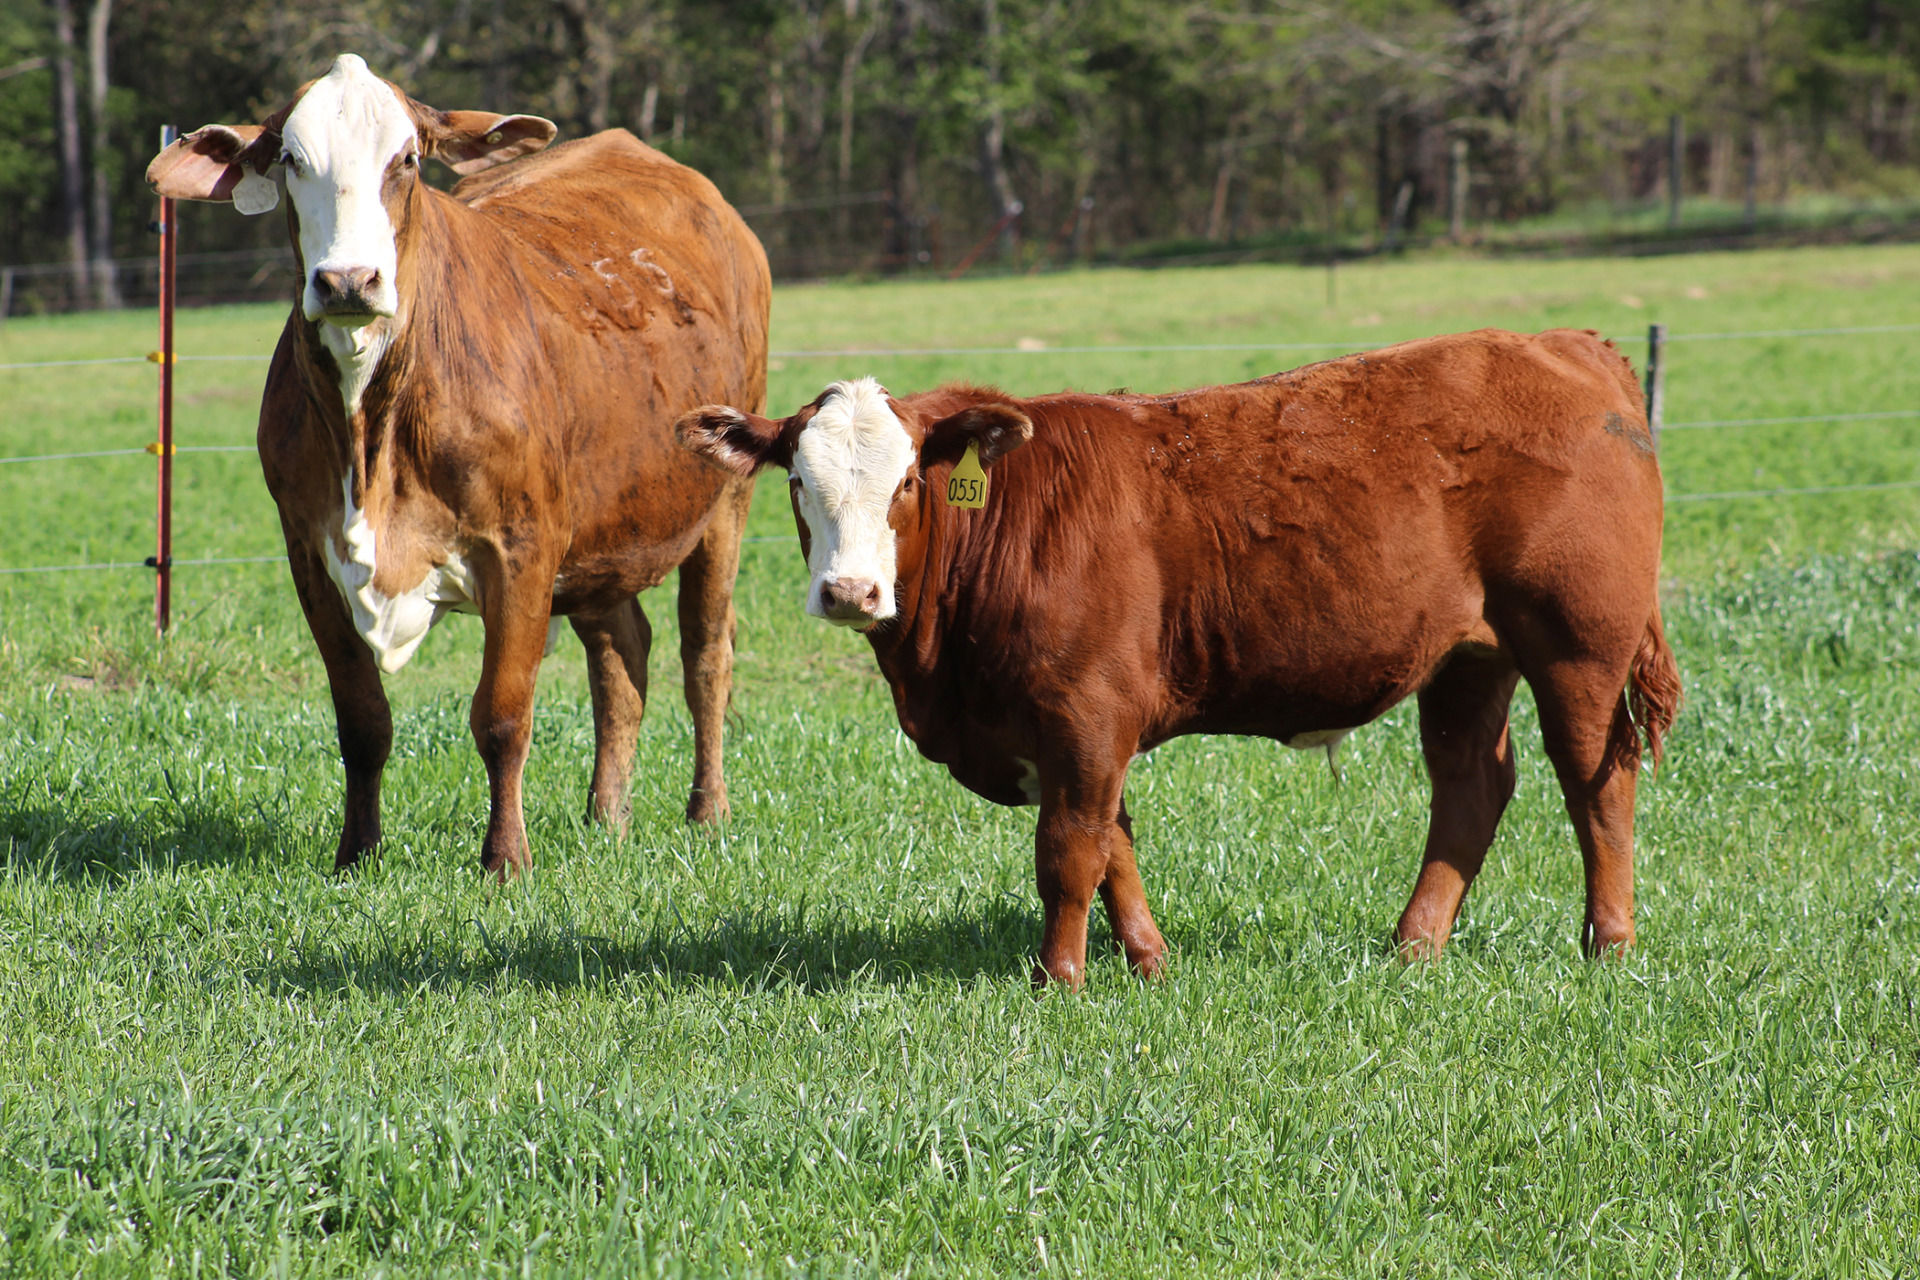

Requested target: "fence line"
[
  {"left": 8, "top": 318, "right": 1920, "bottom": 374},
  {"left": 1, "top": 445, "right": 252, "bottom": 466},
  {"left": 1667, "top": 478, "right": 1920, "bottom": 503},
  {"left": 6, "top": 316, "right": 1920, "bottom": 579},
  {"left": 1664, "top": 408, "right": 1920, "bottom": 431},
  {"left": 0, "top": 537, "right": 796, "bottom": 578}
]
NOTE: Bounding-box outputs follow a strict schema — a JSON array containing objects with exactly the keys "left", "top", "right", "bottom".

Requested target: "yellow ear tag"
[{"left": 945, "top": 443, "right": 989, "bottom": 509}]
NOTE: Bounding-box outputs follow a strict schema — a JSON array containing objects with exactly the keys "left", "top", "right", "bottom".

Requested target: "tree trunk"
[
  {"left": 978, "top": 0, "right": 1020, "bottom": 261},
  {"left": 87, "top": 0, "right": 119, "bottom": 308},
  {"left": 1207, "top": 128, "right": 1239, "bottom": 243},
  {"left": 52, "top": 0, "right": 89, "bottom": 306},
  {"left": 639, "top": 82, "right": 658, "bottom": 141},
  {"left": 835, "top": 3, "right": 879, "bottom": 246}
]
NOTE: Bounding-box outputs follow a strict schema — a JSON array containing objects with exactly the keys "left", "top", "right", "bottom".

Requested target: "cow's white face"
[
  {"left": 789, "top": 378, "right": 917, "bottom": 628},
  {"left": 280, "top": 53, "right": 416, "bottom": 325}
]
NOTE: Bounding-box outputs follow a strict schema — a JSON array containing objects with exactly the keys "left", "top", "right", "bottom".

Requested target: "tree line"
[{"left": 5, "top": 0, "right": 1920, "bottom": 303}]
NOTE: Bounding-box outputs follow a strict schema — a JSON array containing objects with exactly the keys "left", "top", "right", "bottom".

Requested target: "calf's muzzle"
[{"left": 820, "top": 576, "right": 882, "bottom": 625}]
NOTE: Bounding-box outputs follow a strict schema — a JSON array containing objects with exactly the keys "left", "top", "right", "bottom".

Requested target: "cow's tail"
[{"left": 1612, "top": 603, "right": 1681, "bottom": 773}]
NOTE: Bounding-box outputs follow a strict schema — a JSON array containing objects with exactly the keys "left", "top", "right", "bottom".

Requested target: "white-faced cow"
[
  {"left": 677, "top": 330, "right": 1681, "bottom": 988},
  {"left": 147, "top": 54, "right": 770, "bottom": 877}
]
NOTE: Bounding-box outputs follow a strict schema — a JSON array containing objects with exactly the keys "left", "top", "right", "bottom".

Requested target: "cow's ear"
[
  {"left": 432, "top": 112, "right": 558, "bottom": 175},
  {"left": 676, "top": 406, "right": 794, "bottom": 476},
  {"left": 922, "top": 403, "right": 1033, "bottom": 469},
  {"left": 146, "top": 124, "right": 281, "bottom": 210}
]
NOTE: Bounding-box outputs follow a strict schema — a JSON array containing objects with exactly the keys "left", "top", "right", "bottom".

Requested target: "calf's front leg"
[
  {"left": 472, "top": 566, "right": 559, "bottom": 880},
  {"left": 285, "top": 542, "right": 393, "bottom": 871},
  {"left": 1033, "top": 768, "right": 1166, "bottom": 989}
]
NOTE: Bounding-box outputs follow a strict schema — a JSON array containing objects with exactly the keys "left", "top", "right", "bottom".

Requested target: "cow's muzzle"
[
  {"left": 311, "top": 266, "right": 387, "bottom": 319},
  {"left": 819, "top": 576, "right": 883, "bottom": 628}
]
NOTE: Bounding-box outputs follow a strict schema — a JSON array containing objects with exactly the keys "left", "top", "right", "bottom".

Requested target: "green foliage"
[
  {"left": 17, "top": 0, "right": 1920, "bottom": 280},
  {"left": 4, "top": 250, "right": 1920, "bottom": 1272}
]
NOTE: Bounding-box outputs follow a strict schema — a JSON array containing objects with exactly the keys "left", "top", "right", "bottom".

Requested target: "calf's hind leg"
[
  {"left": 1397, "top": 653, "right": 1522, "bottom": 960},
  {"left": 1528, "top": 656, "right": 1643, "bottom": 957},
  {"left": 570, "top": 598, "right": 652, "bottom": 831}
]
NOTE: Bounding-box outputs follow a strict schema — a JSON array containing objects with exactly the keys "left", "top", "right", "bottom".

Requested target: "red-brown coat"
[
  {"left": 679, "top": 328, "right": 1680, "bottom": 987},
  {"left": 148, "top": 54, "right": 769, "bottom": 876}
]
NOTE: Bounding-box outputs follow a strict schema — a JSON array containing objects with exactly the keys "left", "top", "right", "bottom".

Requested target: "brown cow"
[
  {"left": 677, "top": 329, "right": 1681, "bottom": 988},
  {"left": 147, "top": 54, "right": 770, "bottom": 876}
]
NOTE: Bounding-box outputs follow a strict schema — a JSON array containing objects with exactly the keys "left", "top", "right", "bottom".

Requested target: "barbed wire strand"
[
  {"left": 0, "top": 445, "right": 253, "bottom": 465},
  {"left": 6, "top": 319, "right": 1920, "bottom": 372}
]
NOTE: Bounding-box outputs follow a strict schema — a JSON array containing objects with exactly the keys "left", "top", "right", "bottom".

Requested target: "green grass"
[{"left": 2, "top": 247, "right": 1919, "bottom": 1276}]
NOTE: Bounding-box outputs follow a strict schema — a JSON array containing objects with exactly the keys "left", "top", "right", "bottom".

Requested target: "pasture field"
[{"left": 2, "top": 247, "right": 1919, "bottom": 1276}]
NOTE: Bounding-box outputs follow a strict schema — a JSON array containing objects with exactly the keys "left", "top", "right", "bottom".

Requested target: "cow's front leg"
[
  {"left": 1033, "top": 760, "right": 1161, "bottom": 990},
  {"left": 570, "top": 598, "right": 652, "bottom": 831},
  {"left": 285, "top": 542, "right": 392, "bottom": 871},
  {"left": 472, "top": 570, "right": 557, "bottom": 880},
  {"left": 675, "top": 481, "right": 752, "bottom": 824}
]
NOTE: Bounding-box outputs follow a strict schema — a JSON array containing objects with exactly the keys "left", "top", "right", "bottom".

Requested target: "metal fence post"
[
  {"left": 1644, "top": 322, "right": 1666, "bottom": 453},
  {"left": 150, "top": 123, "right": 176, "bottom": 634}
]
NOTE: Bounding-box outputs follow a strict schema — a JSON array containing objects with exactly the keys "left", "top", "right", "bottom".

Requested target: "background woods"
[{"left": 7, "top": 0, "right": 1920, "bottom": 293}]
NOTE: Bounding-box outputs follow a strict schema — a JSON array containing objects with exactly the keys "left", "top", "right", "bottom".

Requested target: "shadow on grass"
[
  {"left": 254, "top": 894, "right": 1269, "bottom": 997},
  {"left": 0, "top": 804, "right": 284, "bottom": 882}
]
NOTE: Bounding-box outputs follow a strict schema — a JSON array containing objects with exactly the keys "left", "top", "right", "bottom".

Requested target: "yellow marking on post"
[
  {"left": 945, "top": 443, "right": 989, "bottom": 509},
  {"left": 145, "top": 351, "right": 177, "bottom": 364},
  {"left": 145, "top": 442, "right": 175, "bottom": 455}
]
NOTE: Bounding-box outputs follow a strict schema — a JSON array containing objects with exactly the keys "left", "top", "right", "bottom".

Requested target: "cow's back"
[
  {"left": 903, "top": 330, "right": 1661, "bottom": 753},
  {"left": 451, "top": 129, "right": 768, "bottom": 402},
  {"left": 439, "top": 129, "right": 771, "bottom": 577}
]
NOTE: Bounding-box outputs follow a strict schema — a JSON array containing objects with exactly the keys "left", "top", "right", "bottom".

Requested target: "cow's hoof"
[
  {"left": 587, "top": 796, "right": 632, "bottom": 835},
  {"left": 332, "top": 844, "right": 376, "bottom": 874},
  {"left": 1030, "top": 959, "right": 1084, "bottom": 992},
  {"left": 1582, "top": 922, "right": 1635, "bottom": 960},
  {"left": 1394, "top": 933, "right": 1444, "bottom": 964},
  {"left": 685, "top": 789, "right": 730, "bottom": 825}
]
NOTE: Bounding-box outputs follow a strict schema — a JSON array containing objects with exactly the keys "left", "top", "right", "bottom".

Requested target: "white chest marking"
[
  {"left": 317, "top": 321, "right": 393, "bottom": 417},
  {"left": 320, "top": 474, "right": 474, "bottom": 674}
]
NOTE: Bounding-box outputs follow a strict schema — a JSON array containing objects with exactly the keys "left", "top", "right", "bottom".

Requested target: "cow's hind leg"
[
  {"left": 1398, "top": 651, "right": 1521, "bottom": 960},
  {"left": 286, "top": 543, "right": 393, "bottom": 872},
  {"left": 1528, "top": 655, "right": 1644, "bottom": 957},
  {"left": 570, "top": 598, "right": 652, "bottom": 832},
  {"left": 677, "top": 480, "right": 753, "bottom": 825}
]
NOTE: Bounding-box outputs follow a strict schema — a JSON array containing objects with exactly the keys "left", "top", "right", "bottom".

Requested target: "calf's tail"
[{"left": 1611, "top": 602, "right": 1681, "bottom": 772}]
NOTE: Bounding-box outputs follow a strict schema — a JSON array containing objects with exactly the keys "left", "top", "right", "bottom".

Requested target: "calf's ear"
[
  {"left": 922, "top": 403, "right": 1033, "bottom": 469},
  {"left": 146, "top": 124, "right": 281, "bottom": 207},
  {"left": 432, "top": 112, "right": 558, "bottom": 174},
  {"left": 676, "top": 406, "right": 794, "bottom": 476}
]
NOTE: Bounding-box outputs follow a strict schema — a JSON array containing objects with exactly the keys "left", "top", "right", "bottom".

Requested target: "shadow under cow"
[{"left": 253, "top": 891, "right": 1264, "bottom": 996}]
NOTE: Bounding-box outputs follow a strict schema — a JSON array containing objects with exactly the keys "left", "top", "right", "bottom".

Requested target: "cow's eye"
[{"left": 401, "top": 152, "right": 418, "bottom": 169}]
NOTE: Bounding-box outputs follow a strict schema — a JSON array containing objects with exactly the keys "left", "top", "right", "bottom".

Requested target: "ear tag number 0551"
[{"left": 945, "top": 443, "right": 989, "bottom": 509}]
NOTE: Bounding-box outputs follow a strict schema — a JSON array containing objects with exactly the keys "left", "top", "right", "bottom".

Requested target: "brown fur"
[
  {"left": 685, "top": 328, "right": 1679, "bottom": 986},
  {"left": 156, "top": 78, "right": 769, "bottom": 878}
]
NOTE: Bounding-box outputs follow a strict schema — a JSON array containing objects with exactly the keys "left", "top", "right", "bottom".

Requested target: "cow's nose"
[
  {"left": 312, "top": 266, "right": 380, "bottom": 311},
  {"left": 819, "top": 576, "right": 882, "bottom": 623}
]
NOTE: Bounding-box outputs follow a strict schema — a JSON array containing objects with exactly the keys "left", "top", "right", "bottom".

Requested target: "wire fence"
[{"left": 4, "top": 319, "right": 1918, "bottom": 579}]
